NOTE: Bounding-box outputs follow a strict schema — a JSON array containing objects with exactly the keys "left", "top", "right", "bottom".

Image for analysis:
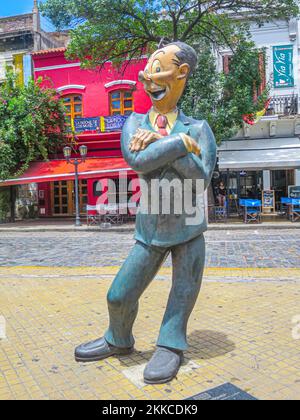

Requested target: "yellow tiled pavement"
[{"left": 0, "top": 266, "right": 300, "bottom": 400}]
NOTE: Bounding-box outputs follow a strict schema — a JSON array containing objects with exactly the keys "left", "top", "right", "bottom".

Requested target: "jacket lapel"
[
  {"left": 170, "top": 110, "right": 190, "bottom": 136},
  {"left": 170, "top": 111, "right": 190, "bottom": 134},
  {"left": 140, "top": 113, "right": 155, "bottom": 131}
]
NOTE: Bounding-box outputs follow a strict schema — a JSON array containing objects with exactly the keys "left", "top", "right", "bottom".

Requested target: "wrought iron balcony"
[{"left": 266, "top": 94, "right": 298, "bottom": 116}]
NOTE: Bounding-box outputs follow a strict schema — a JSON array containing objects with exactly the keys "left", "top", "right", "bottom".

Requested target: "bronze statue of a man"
[{"left": 75, "top": 42, "right": 217, "bottom": 384}]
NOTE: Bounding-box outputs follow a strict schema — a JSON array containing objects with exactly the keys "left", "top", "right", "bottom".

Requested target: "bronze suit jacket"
[{"left": 121, "top": 110, "right": 217, "bottom": 248}]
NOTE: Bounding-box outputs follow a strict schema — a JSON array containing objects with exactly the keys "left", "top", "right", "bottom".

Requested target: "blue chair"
[
  {"left": 290, "top": 199, "right": 300, "bottom": 222},
  {"left": 243, "top": 199, "right": 262, "bottom": 224},
  {"left": 214, "top": 200, "right": 227, "bottom": 222},
  {"left": 239, "top": 199, "right": 247, "bottom": 207}
]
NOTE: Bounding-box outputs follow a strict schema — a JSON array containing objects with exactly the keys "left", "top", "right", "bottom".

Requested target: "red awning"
[{"left": 0, "top": 157, "right": 134, "bottom": 186}]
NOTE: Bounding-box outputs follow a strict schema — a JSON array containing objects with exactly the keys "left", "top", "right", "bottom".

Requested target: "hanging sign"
[
  {"left": 289, "top": 185, "right": 300, "bottom": 199},
  {"left": 104, "top": 115, "right": 128, "bottom": 132},
  {"left": 74, "top": 115, "right": 128, "bottom": 132},
  {"left": 273, "top": 45, "right": 294, "bottom": 88},
  {"left": 74, "top": 117, "right": 100, "bottom": 132}
]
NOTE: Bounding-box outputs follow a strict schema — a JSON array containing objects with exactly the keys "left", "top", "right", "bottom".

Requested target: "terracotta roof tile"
[{"left": 31, "top": 47, "right": 66, "bottom": 56}]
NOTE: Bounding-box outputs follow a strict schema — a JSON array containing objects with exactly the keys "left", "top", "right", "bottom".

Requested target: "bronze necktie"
[{"left": 156, "top": 115, "right": 168, "bottom": 137}]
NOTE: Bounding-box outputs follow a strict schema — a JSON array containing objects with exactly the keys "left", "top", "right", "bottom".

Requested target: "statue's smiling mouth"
[{"left": 148, "top": 88, "right": 167, "bottom": 101}]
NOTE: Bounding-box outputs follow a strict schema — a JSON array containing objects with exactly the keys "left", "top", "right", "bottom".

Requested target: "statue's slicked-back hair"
[{"left": 166, "top": 41, "right": 197, "bottom": 76}]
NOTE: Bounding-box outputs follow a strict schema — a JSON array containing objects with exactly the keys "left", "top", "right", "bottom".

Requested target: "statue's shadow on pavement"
[
  {"left": 118, "top": 330, "right": 236, "bottom": 367},
  {"left": 185, "top": 329, "right": 236, "bottom": 360}
]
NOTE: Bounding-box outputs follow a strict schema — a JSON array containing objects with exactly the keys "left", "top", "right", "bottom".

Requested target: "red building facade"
[{"left": 28, "top": 48, "right": 150, "bottom": 218}]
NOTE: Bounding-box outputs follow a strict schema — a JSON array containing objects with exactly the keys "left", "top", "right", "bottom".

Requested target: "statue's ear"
[{"left": 177, "top": 63, "right": 190, "bottom": 80}]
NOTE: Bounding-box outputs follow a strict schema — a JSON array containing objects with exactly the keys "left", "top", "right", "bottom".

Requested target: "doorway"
[
  {"left": 51, "top": 180, "right": 88, "bottom": 216},
  {"left": 271, "top": 170, "right": 294, "bottom": 208}
]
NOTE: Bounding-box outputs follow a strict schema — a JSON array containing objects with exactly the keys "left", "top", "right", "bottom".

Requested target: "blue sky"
[
  {"left": 0, "top": 0, "right": 54, "bottom": 30},
  {"left": 0, "top": 0, "right": 39, "bottom": 17}
]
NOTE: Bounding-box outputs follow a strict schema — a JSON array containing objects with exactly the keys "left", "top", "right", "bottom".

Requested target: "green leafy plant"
[
  {"left": 181, "top": 40, "right": 270, "bottom": 144},
  {"left": 0, "top": 72, "right": 67, "bottom": 181},
  {"left": 0, "top": 188, "right": 10, "bottom": 221}
]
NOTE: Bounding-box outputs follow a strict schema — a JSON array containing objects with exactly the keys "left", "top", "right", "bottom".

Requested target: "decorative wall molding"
[
  {"left": 57, "top": 84, "right": 86, "bottom": 93},
  {"left": 104, "top": 80, "right": 137, "bottom": 88},
  {"left": 34, "top": 63, "right": 81, "bottom": 72}
]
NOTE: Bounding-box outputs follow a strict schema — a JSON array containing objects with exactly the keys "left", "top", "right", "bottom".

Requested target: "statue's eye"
[{"left": 152, "top": 59, "right": 161, "bottom": 74}]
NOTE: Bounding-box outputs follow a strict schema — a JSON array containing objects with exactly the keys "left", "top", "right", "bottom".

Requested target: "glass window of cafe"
[
  {"left": 238, "top": 171, "right": 263, "bottom": 198},
  {"left": 212, "top": 171, "right": 263, "bottom": 216},
  {"left": 216, "top": 169, "right": 295, "bottom": 211},
  {"left": 215, "top": 171, "right": 263, "bottom": 200}
]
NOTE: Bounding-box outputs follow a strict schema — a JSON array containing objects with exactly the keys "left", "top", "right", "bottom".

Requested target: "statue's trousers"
[{"left": 104, "top": 234, "right": 205, "bottom": 351}]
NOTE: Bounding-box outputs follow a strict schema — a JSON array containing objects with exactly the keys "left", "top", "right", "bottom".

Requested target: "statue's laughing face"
[{"left": 138, "top": 44, "right": 190, "bottom": 114}]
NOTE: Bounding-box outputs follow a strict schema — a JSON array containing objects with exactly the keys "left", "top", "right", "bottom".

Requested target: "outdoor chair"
[
  {"left": 99, "top": 203, "right": 124, "bottom": 225},
  {"left": 280, "top": 197, "right": 292, "bottom": 219},
  {"left": 208, "top": 202, "right": 227, "bottom": 223},
  {"left": 103, "top": 213, "right": 124, "bottom": 225},
  {"left": 242, "top": 199, "right": 262, "bottom": 224},
  {"left": 87, "top": 205, "right": 100, "bottom": 226},
  {"left": 290, "top": 199, "right": 300, "bottom": 222},
  {"left": 214, "top": 204, "right": 227, "bottom": 222}
]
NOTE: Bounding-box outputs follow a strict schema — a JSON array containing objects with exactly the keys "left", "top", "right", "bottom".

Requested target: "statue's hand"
[
  {"left": 180, "top": 133, "right": 201, "bottom": 156},
  {"left": 129, "top": 129, "right": 162, "bottom": 152}
]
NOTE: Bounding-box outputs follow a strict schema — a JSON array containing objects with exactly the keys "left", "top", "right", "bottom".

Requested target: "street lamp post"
[{"left": 63, "top": 145, "right": 88, "bottom": 227}]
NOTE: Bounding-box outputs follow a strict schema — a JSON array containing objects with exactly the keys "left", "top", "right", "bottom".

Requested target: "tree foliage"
[
  {"left": 0, "top": 73, "right": 67, "bottom": 180},
  {"left": 181, "top": 39, "right": 269, "bottom": 144},
  {"left": 0, "top": 188, "right": 10, "bottom": 221},
  {"left": 40, "top": 0, "right": 297, "bottom": 142},
  {"left": 41, "top": 0, "right": 299, "bottom": 68}
]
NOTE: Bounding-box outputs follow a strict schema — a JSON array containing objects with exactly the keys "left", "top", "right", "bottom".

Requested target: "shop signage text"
[
  {"left": 74, "top": 117, "right": 100, "bottom": 132},
  {"left": 273, "top": 45, "right": 294, "bottom": 88},
  {"left": 74, "top": 115, "right": 128, "bottom": 133}
]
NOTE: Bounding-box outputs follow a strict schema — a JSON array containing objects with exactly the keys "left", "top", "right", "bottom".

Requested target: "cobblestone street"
[
  {"left": 0, "top": 229, "right": 300, "bottom": 268},
  {"left": 0, "top": 228, "right": 300, "bottom": 400}
]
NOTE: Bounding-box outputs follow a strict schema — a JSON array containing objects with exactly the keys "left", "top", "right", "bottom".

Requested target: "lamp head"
[
  {"left": 79, "top": 145, "right": 88, "bottom": 160},
  {"left": 63, "top": 146, "right": 72, "bottom": 160}
]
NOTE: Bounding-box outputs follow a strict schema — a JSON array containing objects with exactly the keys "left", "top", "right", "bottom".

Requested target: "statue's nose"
[
  {"left": 138, "top": 70, "right": 146, "bottom": 82},
  {"left": 138, "top": 70, "right": 151, "bottom": 83}
]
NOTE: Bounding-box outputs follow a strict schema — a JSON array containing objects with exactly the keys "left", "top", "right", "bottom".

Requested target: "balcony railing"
[{"left": 266, "top": 94, "right": 298, "bottom": 116}]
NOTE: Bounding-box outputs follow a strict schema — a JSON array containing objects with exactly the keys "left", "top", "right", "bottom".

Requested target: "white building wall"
[
  {"left": 217, "top": 19, "right": 300, "bottom": 99},
  {"left": 0, "top": 50, "right": 31, "bottom": 81},
  {"left": 218, "top": 15, "right": 300, "bottom": 192},
  {"left": 250, "top": 20, "right": 300, "bottom": 188},
  {"left": 249, "top": 20, "right": 299, "bottom": 99},
  {"left": 0, "top": 53, "right": 13, "bottom": 81}
]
